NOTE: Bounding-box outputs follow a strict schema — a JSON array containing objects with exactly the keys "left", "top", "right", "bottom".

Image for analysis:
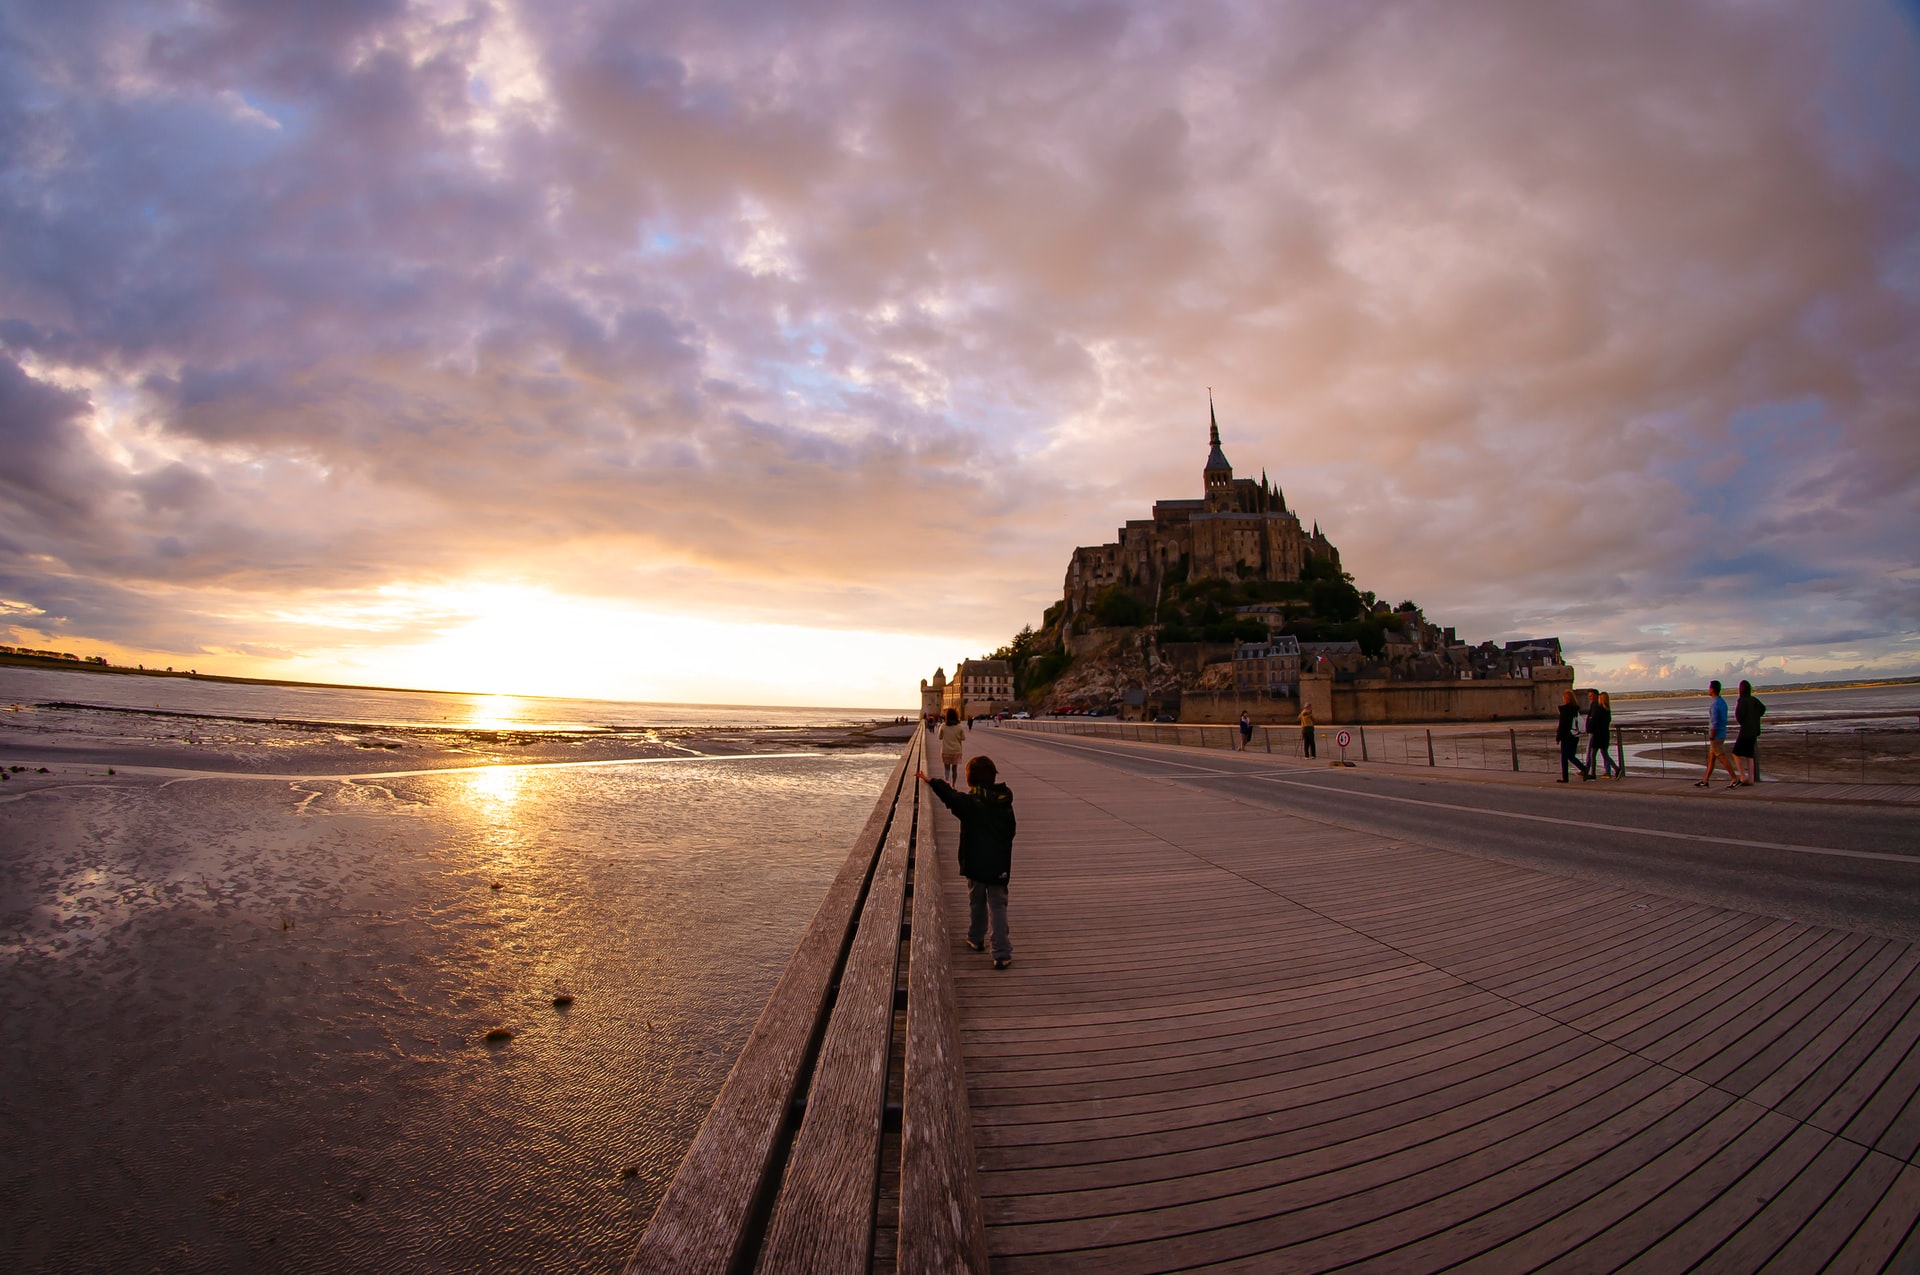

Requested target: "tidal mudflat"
[{"left": 0, "top": 673, "right": 899, "bottom": 1272}]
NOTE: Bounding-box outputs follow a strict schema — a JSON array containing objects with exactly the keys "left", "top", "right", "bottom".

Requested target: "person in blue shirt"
[{"left": 1695, "top": 679, "right": 1744, "bottom": 788}]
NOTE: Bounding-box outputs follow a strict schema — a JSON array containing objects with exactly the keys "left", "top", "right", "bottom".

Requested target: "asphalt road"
[{"left": 1002, "top": 730, "right": 1920, "bottom": 945}]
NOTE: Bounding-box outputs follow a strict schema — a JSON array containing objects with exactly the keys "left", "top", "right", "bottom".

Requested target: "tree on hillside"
[
  {"left": 1310, "top": 576, "right": 1363, "bottom": 623},
  {"left": 1092, "top": 585, "right": 1146, "bottom": 628}
]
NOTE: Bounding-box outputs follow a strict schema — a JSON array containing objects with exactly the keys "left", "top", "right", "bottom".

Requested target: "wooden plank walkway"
[{"left": 932, "top": 731, "right": 1920, "bottom": 1272}]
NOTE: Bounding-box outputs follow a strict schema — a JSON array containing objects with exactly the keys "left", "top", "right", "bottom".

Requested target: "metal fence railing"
[{"left": 1000, "top": 718, "right": 1920, "bottom": 785}]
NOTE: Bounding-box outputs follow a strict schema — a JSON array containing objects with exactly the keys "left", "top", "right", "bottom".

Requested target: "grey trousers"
[{"left": 968, "top": 880, "right": 1011, "bottom": 961}]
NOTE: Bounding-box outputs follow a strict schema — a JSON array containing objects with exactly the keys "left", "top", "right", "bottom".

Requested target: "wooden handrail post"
[
  {"left": 899, "top": 769, "right": 988, "bottom": 1272},
  {"left": 626, "top": 737, "right": 919, "bottom": 1274},
  {"left": 757, "top": 748, "right": 917, "bottom": 1271}
]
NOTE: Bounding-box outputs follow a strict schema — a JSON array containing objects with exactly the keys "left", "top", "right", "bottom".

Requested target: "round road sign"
[{"left": 1335, "top": 729, "right": 1352, "bottom": 750}]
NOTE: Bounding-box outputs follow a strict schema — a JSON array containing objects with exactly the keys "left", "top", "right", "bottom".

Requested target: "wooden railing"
[{"left": 626, "top": 730, "right": 985, "bottom": 1274}]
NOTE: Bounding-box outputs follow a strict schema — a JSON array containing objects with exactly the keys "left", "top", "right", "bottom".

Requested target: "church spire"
[
  {"left": 1204, "top": 390, "right": 1231, "bottom": 475},
  {"left": 1203, "top": 388, "right": 1233, "bottom": 509}
]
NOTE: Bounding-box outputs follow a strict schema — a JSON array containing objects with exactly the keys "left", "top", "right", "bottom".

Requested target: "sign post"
[{"left": 1335, "top": 729, "right": 1353, "bottom": 767}]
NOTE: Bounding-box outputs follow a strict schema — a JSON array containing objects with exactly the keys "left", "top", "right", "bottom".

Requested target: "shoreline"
[
  {"left": 1609, "top": 675, "right": 1920, "bottom": 700},
  {"left": 0, "top": 652, "right": 906, "bottom": 718}
]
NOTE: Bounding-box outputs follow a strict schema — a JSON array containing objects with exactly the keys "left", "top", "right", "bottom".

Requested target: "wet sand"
[{"left": 1, "top": 714, "right": 898, "bottom": 1272}]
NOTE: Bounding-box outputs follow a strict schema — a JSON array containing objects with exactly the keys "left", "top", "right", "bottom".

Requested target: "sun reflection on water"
[
  {"left": 468, "top": 694, "right": 524, "bottom": 730},
  {"left": 465, "top": 765, "right": 525, "bottom": 812}
]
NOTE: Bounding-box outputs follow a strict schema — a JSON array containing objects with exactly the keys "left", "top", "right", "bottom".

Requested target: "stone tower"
[{"left": 1203, "top": 393, "right": 1234, "bottom": 512}]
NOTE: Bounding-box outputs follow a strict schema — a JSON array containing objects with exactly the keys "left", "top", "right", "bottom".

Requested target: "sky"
[{"left": 1, "top": 0, "right": 1917, "bottom": 707}]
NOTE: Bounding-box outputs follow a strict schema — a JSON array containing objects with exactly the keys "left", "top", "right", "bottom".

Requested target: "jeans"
[
  {"left": 1560, "top": 735, "right": 1588, "bottom": 780},
  {"left": 1302, "top": 727, "right": 1316, "bottom": 757},
  {"left": 1586, "top": 734, "right": 1618, "bottom": 776},
  {"left": 968, "top": 880, "right": 1011, "bottom": 961}
]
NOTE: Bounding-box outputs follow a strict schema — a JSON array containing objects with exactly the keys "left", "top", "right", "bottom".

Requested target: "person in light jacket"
[{"left": 938, "top": 707, "right": 966, "bottom": 784}]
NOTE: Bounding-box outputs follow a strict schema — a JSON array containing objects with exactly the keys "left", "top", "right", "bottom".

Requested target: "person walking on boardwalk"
[
  {"left": 1733, "top": 679, "right": 1766, "bottom": 786},
  {"left": 937, "top": 708, "right": 966, "bottom": 784},
  {"left": 1585, "top": 690, "right": 1619, "bottom": 780},
  {"left": 1557, "top": 690, "right": 1589, "bottom": 783},
  {"left": 1696, "top": 679, "right": 1744, "bottom": 788},
  {"left": 918, "top": 755, "right": 1017, "bottom": 968},
  {"left": 1237, "top": 711, "right": 1253, "bottom": 751},
  {"left": 1300, "top": 703, "right": 1316, "bottom": 758}
]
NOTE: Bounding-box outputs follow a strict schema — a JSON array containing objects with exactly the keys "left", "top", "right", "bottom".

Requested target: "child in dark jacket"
[{"left": 919, "top": 755, "right": 1017, "bottom": 968}]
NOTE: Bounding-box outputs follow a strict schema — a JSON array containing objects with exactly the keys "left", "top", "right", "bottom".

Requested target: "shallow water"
[
  {"left": 1608, "top": 681, "right": 1920, "bottom": 730},
  {"left": 0, "top": 666, "right": 900, "bottom": 732},
  {"left": 1, "top": 739, "right": 897, "bottom": 1271}
]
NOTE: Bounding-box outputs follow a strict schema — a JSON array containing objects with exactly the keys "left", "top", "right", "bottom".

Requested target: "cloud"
[{"left": 0, "top": 0, "right": 1915, "bottom": 692}]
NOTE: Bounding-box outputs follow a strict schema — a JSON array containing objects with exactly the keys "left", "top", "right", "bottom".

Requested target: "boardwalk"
[{"left": 936, "top": 731, "right": 1920, "bottom": 1271}]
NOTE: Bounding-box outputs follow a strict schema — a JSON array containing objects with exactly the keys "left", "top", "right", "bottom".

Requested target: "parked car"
[
  {"left": 1154, "top": 713, "right": 1177, "bottom": 723},
  {"left": 1011, "top": 711, "right": 1031, "bottom": 719}
]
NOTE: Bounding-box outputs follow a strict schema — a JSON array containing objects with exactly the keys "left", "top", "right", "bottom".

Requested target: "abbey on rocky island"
[{"left": 1061, "top": 401, "right": 1341, "bottom": 620}]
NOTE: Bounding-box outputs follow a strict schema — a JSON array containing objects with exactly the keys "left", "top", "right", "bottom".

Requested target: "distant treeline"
[{"left": 1, "top": 645, "right": 108, "bottom": 665}]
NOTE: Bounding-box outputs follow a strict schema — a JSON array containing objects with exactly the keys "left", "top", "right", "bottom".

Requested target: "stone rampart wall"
[{"left": 1178, "top": 665, "right": 1573, "bottom": 724}]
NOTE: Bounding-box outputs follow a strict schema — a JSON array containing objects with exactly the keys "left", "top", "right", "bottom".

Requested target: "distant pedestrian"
[
  {"left": 1585, "top": 690, "right": 1618, "bottom": 780},
  {"left": 1696, "top": 680, "right": 1743, "bottom": 788},
  {"left": 1557, "top": 690, "right": 1589, "bottom": 782},
  {"left": 1237, "top": 711, "right": 1253, "bottom": 751},
  {"left": 918, "top": 755, "right": 1017, "bottom": 968},
  {"left": 1733, "top": 679, "right": 1766, "bottom": 786},
  {"left": 938, "top": 707, "right": 966, "bottom": 784},
  {"left": 1300, "top": 703, "right": 1317, "bottom": 758}
]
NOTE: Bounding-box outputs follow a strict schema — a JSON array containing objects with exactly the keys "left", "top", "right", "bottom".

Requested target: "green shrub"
[
  {"left": 1092, "top": 585, "right": 1146, "bottom": 628},
  {"left": 1025, "top": 647, "right": 1072, "bottom": 690},
  {"left": 1310, "top": 577, "right": 1363, "bottom": 622}
]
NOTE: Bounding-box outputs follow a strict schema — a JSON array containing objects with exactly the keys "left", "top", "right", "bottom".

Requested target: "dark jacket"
[
  {"left": 1735, "top": 694, "right": 1765, "bottom": 740},
  {"left": 1586, "top": 701, "right": 1611, "bottom": 738},
  {"left": 1557, "top": 701, "right": 1580, "bottom": 743},
  {"left": 927, "top": 779, "right": 1016, "bottom": 884}
]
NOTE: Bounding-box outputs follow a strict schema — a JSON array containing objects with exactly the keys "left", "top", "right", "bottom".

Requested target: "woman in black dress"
[{"left": 1732, "top": 679, "right": 1765, "bottom": 786}]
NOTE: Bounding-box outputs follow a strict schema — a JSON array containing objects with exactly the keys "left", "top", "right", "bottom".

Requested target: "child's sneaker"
[{"left": 993, "top": 958, "right": 1012, "bottom": 970}]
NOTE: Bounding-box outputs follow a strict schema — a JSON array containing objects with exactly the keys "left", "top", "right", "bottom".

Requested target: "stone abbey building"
[{"left": 1062, "top": 405, "right": 1341, "bottom": 619}]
